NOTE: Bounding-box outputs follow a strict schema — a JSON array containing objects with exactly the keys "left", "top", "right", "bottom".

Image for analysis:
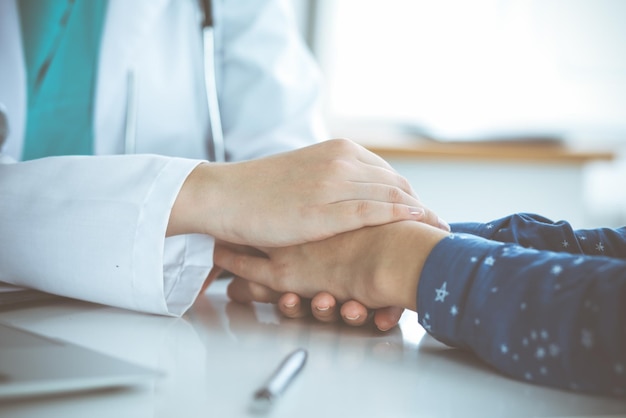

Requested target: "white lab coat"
[{"left": 0, "top": 0, "right": 326, "bottom": 315}]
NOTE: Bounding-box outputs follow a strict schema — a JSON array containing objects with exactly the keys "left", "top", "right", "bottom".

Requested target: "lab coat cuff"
[
  {"left": 133, "top": 157, "right": 211, "bottom": 316},
  {"left": 162, "top": 234, "right": 214, "bottom": 316}
]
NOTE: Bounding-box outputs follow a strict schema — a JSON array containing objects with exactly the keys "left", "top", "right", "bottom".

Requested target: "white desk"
[{"left": 1, "top": 279, "right": 625, "bottom": 418}]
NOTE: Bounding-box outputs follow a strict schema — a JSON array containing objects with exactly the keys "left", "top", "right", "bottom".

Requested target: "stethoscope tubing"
[
  {"left": 199, "top": 0, "right": 226, "bottom": 163},
  {"left": 0, "top": 104, "right": 8, "bottom": 149}
]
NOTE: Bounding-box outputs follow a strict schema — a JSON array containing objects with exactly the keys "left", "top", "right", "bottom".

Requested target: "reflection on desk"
[{"left": 0, "top": 279, "right": 624, "bottom": 418}]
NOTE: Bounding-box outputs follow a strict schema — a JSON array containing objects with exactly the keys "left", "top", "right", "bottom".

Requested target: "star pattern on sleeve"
[
  {"left": 417, "top": 220, "right": 626, "bottom": 396},
  {"left": 550, "top": 264, "right": 563, "bottom": 276},
  {"left": 581, "top": 329, "right": 594, "bottom": 349},
  {"left": 434, "top": 282, "right": 449, "bottom": 302}
]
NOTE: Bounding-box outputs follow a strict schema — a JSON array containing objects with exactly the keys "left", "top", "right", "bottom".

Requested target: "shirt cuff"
[{"left": 416, "top": 233, "right": 503, "bottom": 349}]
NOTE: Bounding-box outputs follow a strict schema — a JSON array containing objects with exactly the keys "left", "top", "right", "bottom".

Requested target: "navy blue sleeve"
[
  {"left": 450, "top": 213, "right": 626, "bottom": 259},
  {"left": 417, "top": 214, "right": 626, "bottom": 396}
]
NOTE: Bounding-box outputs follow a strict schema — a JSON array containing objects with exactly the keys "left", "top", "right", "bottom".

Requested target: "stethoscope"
[
  {"left": 0, "top": 0, "right": 226, "bottom": 163},
  {"left": 122, "top": 0, "right": 225, "bottom": 161},
  {"left": 0, "top": 104, "right": 7, "bottom": 151},
  {"left": 199, "top": 0, "right": 225, "bottom": 163}
]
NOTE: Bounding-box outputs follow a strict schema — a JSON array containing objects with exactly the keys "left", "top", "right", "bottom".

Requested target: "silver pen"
[{"left": 250, "top": 348, "right": 308, "bottom": 413}]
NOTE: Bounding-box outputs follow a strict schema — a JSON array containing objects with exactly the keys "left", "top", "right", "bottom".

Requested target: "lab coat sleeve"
[
  {"left": 214, "top": 0, "right": 328, "bottom": 161},
  {"left": 0, "top": 155, "right": 213, "bottom": 316}
]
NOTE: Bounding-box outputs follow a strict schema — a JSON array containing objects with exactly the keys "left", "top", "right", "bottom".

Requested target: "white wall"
[
  {"left": 301, "top": 0, "right": 626, "bottom": 228},
  {"left": 313, "top": 0, "right": 626, "bottom": 144}
]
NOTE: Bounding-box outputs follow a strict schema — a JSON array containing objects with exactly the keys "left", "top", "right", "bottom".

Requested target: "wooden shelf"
[
  {"left": 364, "top": 139, "right": 614, "bottom": 164},
  {"left": 332, "top": 125, "right": 615, "bottom": 164}
]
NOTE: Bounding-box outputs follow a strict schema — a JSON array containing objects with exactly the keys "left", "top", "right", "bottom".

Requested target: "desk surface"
[{"left": 1, "top": 280, "right": 625, "bottom": 418}]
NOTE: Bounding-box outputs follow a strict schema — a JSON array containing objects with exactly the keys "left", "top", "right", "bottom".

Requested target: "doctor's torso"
[
  {"left": 0, "top": 0, "right": 326, "bottom": 163},
  {"left": 0, "top": 0, "right": 211, "bottom": 161}
]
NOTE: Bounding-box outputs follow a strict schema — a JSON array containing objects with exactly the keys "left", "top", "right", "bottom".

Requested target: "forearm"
[
  {"left": 417, "top": 233, "right": 626, "bottom": 396},
  {"left": 0, "top": 155, "right": 207, "bottom": 315}
]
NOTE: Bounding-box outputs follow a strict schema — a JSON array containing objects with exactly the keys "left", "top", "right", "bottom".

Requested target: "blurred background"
[{"left": 292, "top": 0, "right": 626, "bottom": 228}]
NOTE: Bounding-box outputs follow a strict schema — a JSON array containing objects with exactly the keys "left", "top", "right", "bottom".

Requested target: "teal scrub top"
[{"left": 18, "top": 0, "right": 108, "bottom": 161}]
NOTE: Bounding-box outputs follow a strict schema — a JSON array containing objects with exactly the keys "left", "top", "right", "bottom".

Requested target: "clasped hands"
[
  {"left": 171, "top": 139, "right": 450, "bottom": 331},
  {"left": 214, "top": 218, "right": 449, "bottom": 331}
]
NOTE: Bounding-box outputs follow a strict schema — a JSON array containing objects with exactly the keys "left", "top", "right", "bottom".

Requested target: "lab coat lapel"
[
  {"left": 0, "top": 0, "right": 26, "bottom": 160},
  {"left": 94, "top": 0, "right": 170, "bottom": 155},
  {"left": 97, "top": 0, "right": 209, "bottom": 159},
  {"left": 0, "top": 0, "right": 170, "bottom": 159},
  {"left": 2, "top": 0, "right": 206, "bottom": 158}
]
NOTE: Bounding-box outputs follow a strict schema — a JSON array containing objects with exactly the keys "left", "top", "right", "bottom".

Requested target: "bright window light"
[{"left": 314, "top": 0, "right": 626, "bottom": 142}]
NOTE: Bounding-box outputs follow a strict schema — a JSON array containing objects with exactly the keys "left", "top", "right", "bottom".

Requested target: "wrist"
[
  {"left": 387, "top": 221, "right": 448, "bottom": 311},
  {"left": 167, "top": 162, "right": 222, "bottom": 237}
]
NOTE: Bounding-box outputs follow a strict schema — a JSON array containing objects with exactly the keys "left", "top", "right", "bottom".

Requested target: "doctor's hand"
[
  {"left": 213, "top": 221, "right": 450, "bottom": 325},
  {"left": 167, "top": 139, "right": 448, "bottom": 247}
]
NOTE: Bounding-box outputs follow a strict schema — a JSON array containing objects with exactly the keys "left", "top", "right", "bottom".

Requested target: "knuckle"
[
  {"left": 328, "top": 137, "right": 356, "bottom": 153},
  {"left": 214, "top": 249, "right": 233, "bottom": 270},
  {"left": 273, "top": 263, "right": 292, "bottom": 292},
  {"left": 387, "top": 186, "right": 403, "bottom": 203},
  {"left": 397, "top": 174, "right": 413, "bottom": 194},
  {"left": 391, "top": 203, "right": 405, "bottom": 220},
  {"left": 355, "top": 200, "right": 371, "bottom": 219},
  {"left": 249, "top": 285, "right": 273, "bottom": 303},
  {"left": 230, "top": 254, "right": 248, "bottom": 275}
]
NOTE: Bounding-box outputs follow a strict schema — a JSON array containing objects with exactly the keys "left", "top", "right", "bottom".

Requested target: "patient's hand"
[
  {"left": 214, "top": 221, "right": 449, "bottom": 317},
  {"left": 220, "top": 200, "right": 449, "bottom": 330}
]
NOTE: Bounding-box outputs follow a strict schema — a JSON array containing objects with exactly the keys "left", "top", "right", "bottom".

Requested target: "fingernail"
[
  {"left": 316, "top": 305, "right": 330, "bottom": 312},
  {"left": 345, "top": 314, "right": 360, "bottom": 321},
  {"left": 378, "top": 323, "right": 392, "bottom": 332},
  {"left": 410, "top": 207, "right": 425, "bottom": 218},
  {"left": 283, "top": 302, "right": 296, "bottom": 309},
  {"left": 438, "top": 217, "right": 451, "bottom": 231}
]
